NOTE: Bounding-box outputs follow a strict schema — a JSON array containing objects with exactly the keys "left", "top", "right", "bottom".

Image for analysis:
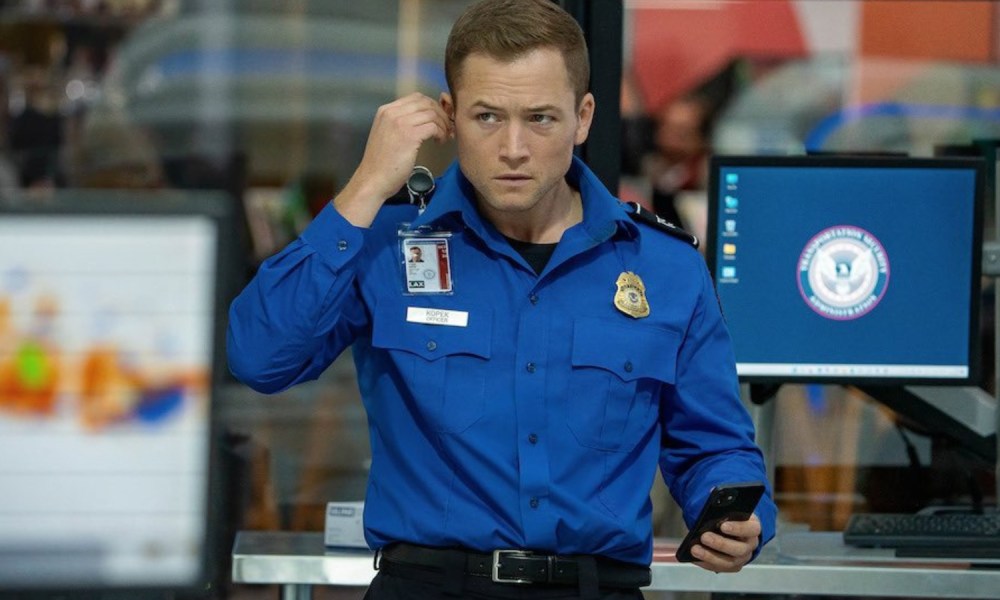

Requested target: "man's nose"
[{"left": 500, "top": 122, "right": 529, "bottom": 161}]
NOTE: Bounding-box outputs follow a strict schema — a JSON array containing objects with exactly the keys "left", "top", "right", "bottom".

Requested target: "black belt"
[{"left": 380, "top": 543, "right": 652, "bottom": 588}]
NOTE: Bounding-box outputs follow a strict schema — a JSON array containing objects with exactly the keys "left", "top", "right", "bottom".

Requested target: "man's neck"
[{"left": 480, "top": 185, "right": 584, "bottom": 244}]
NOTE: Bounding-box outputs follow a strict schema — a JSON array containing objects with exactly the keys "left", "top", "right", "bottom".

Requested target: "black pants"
[{"left": 362, "top": 562, "right": 644, "bottom": 600}]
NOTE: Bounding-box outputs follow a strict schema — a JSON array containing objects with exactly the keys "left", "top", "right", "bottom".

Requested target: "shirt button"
[
  {"left": 526, "top": 362, "right": 536, "bottom": 373},
  {"left": 529, "top": 497, "right": 539, "bottom": 508},
  {"left": 337, "top": 240, "right": 348, "bottom": 251},
  {"left": 426, "top": 341, "right": 437, "bottom": 351},
  {"left": 624, "top": 361, "right": 633, "bottom": 373},
  {"left": 528, "top": 433, "right": 538, "bottom": 444},
  {"left": 529, "top": 293, "right": 539, "bottom": 305}
]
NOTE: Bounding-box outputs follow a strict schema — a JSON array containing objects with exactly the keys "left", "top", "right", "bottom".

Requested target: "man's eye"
[
  {"left": 530, "top": 115, "right": 554, "bottom": 124},
  {"left": 477, "top": 113, "right": 498, "bottom": 123}
]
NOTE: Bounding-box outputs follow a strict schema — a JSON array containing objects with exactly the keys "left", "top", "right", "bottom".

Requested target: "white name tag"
[{"left": 406, "top": 307, "right": 469, "bottom": 327}]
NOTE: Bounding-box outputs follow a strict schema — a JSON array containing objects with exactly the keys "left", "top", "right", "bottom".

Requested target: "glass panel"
[{"left": 0, "top": 1, "right": 473, "bottom": 595}]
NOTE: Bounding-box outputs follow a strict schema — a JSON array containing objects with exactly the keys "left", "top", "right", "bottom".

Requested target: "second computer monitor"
[{"left": 706, "top": 155, "right": 984, "bottom": 385}]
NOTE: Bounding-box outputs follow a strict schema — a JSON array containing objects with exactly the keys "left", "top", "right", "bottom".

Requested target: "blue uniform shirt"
[{"left": 228, "top": 156, "right": 777, "bottom": 565}]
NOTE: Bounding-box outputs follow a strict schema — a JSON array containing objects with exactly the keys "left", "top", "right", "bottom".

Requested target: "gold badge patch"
[{"left": 614, "top": 271, "right": 650, "bottom": 318}]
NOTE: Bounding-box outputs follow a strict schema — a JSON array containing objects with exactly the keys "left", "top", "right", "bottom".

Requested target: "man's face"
[{"left": 441, "top": 48, "right": 594, "bottom": 217}]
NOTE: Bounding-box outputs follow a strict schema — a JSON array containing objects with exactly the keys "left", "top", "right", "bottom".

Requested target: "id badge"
[{"left": 400, "top": 227, "right": 453, "bottom": 295}]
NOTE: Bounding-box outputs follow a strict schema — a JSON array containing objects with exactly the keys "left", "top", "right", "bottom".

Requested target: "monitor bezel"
[
  {"left": 0, "top": 190, "right": 235, "bottom": 599},
  {"left": 706, "top": 154, "right": 985, "bottom": 386}
]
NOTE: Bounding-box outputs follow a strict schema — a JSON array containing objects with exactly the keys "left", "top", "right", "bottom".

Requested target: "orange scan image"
[{"left": 0, "top": 296, "right": 61, "bottom": 416}]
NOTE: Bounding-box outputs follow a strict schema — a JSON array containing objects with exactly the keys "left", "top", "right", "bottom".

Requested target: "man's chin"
[{"left": 477, "top": 193, "right": 538, "bottom": 215}]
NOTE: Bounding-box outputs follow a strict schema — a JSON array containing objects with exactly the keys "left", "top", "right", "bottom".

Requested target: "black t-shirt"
[{"left": 504, "top": 236, "right": 557, "bottom": 275}]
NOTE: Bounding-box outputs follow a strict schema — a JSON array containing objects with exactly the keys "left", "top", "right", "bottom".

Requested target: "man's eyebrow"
[
  {"left": 469, "top": 100, "right": 563, "bottom": 114},
  {"left": 470, "top": 100, "right": 502, "bottom": 111},
  {"left": 526, "top": 104, "right": 561, "bottom": 113}
]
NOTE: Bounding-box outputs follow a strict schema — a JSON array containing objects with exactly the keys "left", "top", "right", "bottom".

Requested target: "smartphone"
[{"left": 675, "top": 481, "right": 765, "bottom": 562}]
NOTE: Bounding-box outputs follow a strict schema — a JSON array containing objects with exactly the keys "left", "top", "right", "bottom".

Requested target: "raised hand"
[{"left": 334, "top": 93, "right": 452, "bottom": 227}]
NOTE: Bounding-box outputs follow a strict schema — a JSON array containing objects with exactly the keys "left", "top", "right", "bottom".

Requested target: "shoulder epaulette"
[{"left": 624, "top": 201, "right": 699, "bottom": 248}]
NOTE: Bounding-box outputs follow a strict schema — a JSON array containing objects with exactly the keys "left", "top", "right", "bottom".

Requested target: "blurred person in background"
[
  {"left": 8, "top": 67, "right": 63, "bottom": 194},
  {"left": 642, "top": 94, "right": 713, "bottom": 232}
]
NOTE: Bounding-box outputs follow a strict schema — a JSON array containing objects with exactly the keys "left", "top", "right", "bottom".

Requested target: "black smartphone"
[{"left": 675, "top": 481, "right": 765, "bottom": 562}]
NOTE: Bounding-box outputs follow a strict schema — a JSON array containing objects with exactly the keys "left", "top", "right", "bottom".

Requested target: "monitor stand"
[
  {"left": 745, "top": 382, "right": 997, "bottom": 520},
  {"left": 857, "top": 385, "right": 996, "bottom": 467}
]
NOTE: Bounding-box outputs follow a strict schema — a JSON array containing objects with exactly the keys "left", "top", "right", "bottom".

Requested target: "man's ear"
[
  {"left": 574, "top": 92, "right": 596, "bottom": 146},
  {"left": 440, "top": 92, "right": 455, "bottom": 120},
  {"left": 440, "top": 92, "right": 456, "bottom": 138}
]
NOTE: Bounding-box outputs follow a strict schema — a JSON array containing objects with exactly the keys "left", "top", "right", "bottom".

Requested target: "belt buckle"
[{"left": 491, "top": 549, "right": 534, "bottom": 584}]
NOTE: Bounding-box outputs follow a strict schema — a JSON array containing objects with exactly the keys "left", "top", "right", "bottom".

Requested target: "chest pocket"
[
  {"left": 372, "top": 302, "right": 493, "bottom": 433},
  {"left": 564, "top": 317, "right": 680, "bottom": 452}
]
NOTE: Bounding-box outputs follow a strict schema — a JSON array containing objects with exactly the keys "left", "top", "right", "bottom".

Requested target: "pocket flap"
[
  {"left": 571, "top": 317, "right": 678, "bottom": 383},
  {"left": 372, "top": 302, "right": 493, "bottom": 361}
]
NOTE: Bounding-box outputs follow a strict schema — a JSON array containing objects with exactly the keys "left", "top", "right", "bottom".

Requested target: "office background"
[{"left": 1, "top": 1, "right": 999, "bottom": 598}]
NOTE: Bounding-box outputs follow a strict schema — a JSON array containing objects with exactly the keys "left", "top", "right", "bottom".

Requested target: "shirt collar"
[
  {"left": 410, "top": 156, "right": 639, "bottom": 243},
  {"left": 569, "top": 155, "right": 639, "bottom": 243}
]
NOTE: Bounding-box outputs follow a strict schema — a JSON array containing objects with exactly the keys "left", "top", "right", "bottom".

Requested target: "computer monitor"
[
  {"left": 0, "top": 190, "right": 233, "bottom": 597},
  {"left": 706, "top": 155, "right": 984, "bottom": 386}
]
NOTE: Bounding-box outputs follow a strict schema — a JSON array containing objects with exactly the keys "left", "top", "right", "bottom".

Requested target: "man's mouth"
[{"left": 496, "top": 174, "right": 531, "bottom": 184}]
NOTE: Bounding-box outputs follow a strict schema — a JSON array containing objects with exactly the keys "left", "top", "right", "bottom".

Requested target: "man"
[
  {"left": 227, "top": 1, "right": 776, "bottom": 598},
  {"left": 408, "top": 246, "right": 424, "bottom": 263}
]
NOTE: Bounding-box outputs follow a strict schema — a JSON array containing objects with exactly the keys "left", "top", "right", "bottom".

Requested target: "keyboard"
[{"left": 844, "top": 512, "right": 1000, "bottom": 549}]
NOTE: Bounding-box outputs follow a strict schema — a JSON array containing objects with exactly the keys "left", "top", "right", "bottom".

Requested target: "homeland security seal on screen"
[{"left": 797, "top": 225, "right": 889, "bottom": 320}]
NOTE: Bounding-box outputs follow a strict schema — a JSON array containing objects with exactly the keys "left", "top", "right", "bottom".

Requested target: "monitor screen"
[
  {"left": 0, "top": 192, "right": 231, "bottom": 596},
  {"left": 706, "top": 155, "right": 984, "bottom": 385}
]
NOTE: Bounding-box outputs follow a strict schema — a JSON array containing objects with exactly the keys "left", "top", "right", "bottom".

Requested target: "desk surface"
[{"left": 232, "top": 530, "right": 1000, "bottom": 598}]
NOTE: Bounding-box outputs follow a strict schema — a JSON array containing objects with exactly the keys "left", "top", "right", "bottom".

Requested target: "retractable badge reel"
[{"left": 407, "top": 166, "right": 435, "bottom": 213}]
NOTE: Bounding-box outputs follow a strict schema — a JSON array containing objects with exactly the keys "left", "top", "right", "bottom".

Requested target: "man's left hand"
[{"left": 688, "top": 513, "right": 761, "bottom": 573}]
